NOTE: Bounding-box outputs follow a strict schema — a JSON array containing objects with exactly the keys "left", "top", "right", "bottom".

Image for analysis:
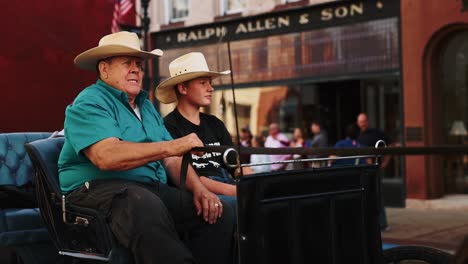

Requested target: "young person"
[{"left": 156, "top": 52, "right": 250, "bottom": 214}]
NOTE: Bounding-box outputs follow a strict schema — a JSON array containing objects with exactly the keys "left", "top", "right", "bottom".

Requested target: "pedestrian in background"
[
  {"left": 288, "top": 127, "right": 306, "bottom": 170},
  {"left": 356, "top": 112, "right": 391, "bottom": 231},
  {"left": 239, "top": 126, "right": 253, "bottom": 164},
  {"left": 330, "top": 123, "right": 366, "bottom": 167},
  {"left": 306, "top": 120, "right": 328, "bottom": 167},
  {"left": 249, "top": 135, "right": 272, "bottom": 174},
  {"left": 264, "top": 123, "right": 291, "bottom": 172}
]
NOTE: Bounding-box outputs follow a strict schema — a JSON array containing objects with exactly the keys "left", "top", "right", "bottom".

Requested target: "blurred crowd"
[{"left": 236, "top": 112, "right": 392, "bottom": 172}]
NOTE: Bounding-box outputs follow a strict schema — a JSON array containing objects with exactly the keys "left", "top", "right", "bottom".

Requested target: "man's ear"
[{"left": 98, "top": 61, "right": 108, "bottom": 78}]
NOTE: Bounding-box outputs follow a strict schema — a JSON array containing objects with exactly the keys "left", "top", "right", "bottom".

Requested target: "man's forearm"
[
  {"left": 85, "top": 137, "right": 176, "bottom": 171},
  {"left": 84, "top": 135, "right": 200, "bottom": 171}
]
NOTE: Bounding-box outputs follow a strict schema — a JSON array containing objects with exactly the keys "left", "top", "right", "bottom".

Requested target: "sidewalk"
[{"left": 381, "top": 195, "right": 468, "bottom": 253}]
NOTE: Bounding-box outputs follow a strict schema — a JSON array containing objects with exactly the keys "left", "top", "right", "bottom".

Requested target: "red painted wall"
[
  {"left": 1, "top": 1, "right": 115, "bottom": 132},
  {"left": 401, "top": 0, "right": 468, "bottom": 199}
]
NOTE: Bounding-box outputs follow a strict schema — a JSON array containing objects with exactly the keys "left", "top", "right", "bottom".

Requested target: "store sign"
[{"left": 153, "top": 0, "right": 399, "bottom": 49}]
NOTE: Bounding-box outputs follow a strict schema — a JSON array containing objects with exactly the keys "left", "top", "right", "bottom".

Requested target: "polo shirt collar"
[{"left": 96, "top": 79, "right": 148, "bottom": 107}]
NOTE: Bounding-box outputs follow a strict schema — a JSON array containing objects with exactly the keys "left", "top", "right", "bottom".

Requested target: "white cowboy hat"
[
  {"left": 155, "top": 52, "right": 230, "bottom": 104},
  {"left": 74, "top": 31, "right": 163, "bottom": 70}
]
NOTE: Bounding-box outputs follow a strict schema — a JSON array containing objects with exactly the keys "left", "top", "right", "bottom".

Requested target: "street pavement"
[{"left": 381, "top": 195, "right": 468, "bottom": 254}]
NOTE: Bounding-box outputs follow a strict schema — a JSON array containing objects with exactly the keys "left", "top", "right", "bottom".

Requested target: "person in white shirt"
[
  {"left": 264, "top": 123, "right": 291, "bottom": 172},
  {"left": 249, "top": 135, "right": 272, "bottom": 173}
]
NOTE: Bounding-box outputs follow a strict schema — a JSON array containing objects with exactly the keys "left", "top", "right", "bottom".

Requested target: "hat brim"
[
  {"left": 155, "top": 70, "right": 231, "bottom": 104},
  {"left": 74, "top": 45, "right": 163, "bottom": 70}
]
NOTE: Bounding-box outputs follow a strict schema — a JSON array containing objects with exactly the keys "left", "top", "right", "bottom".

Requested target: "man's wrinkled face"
[{"left": 100, "top": 56, "right": 144, "bottom": 98}]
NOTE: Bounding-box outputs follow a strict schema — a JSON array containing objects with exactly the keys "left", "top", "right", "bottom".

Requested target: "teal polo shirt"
[{"left": 58, "top": 79, "right": 173, "bottom": 193}]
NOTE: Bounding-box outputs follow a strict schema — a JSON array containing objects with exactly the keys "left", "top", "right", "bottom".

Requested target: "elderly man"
[{"left": 58, "top": 32, "right": 234, "bottom": 264}]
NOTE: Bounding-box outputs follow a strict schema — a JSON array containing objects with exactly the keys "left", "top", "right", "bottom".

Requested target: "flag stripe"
[{"left": 111, "top": 0, "right": 134, "bottom": 33}]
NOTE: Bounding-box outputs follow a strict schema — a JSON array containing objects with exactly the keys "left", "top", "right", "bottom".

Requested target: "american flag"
[{"left": 111, "top": 0, "right": 134, "bottom": 33}]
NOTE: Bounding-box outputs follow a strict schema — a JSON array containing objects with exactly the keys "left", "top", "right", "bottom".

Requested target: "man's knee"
[{"left": 121, "top": 185, "right": 166, "bottom": 214}]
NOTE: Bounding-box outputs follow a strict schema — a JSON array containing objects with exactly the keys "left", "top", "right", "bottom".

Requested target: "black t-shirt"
[
  {"left": 357, "top": 128, "right": 392, "bottom": 147},
  {"left": 164, "top": 108, "right": 234, "bottom": 177}
]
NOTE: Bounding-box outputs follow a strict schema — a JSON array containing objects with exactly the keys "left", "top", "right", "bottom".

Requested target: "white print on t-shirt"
[
  {"left": 191, "top": 142, "right": 222, "bottom": 161},
  {"left": 192, "top": 162, "right": 208, "bottom": 168},
  {"left": 208, "top": 161, "right": 220, "bottom": 168}
]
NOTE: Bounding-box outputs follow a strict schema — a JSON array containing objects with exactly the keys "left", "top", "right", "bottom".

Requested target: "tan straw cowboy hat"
[
  {"left": 155, "top": 52, "right": 230, "bottom": 104},
  {"left": 74, "top": 31, "right": 163, "bottom": 70}
]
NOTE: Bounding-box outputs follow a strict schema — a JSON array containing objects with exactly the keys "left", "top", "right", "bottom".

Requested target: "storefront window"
[
  {"left": 439, "top": 30, "right": 468, "bottom": 194},
  {"left": 167, "top": 0, "right": 189, "bottom": 22},
  {"left": 222, "top": 0, "right": 246, "bottom": 14},
  {"left": 441, "top": 31, "right": 468, "bottom": 144},
  {"left": 217, "top": 18, "right": 400, "bottom": 85}
]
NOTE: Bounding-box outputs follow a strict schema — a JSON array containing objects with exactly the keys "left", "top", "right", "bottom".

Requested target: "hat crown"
[
  {"left": 98, "top": 31, "right": 141, "bottom": 51},
  {"left": 169, "top": 52, "right": 210, "bottom": 77}
]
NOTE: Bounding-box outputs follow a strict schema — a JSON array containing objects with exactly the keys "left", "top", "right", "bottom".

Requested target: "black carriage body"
[{"left": 237, "top": 164, "right": 383, "bottom": 264}]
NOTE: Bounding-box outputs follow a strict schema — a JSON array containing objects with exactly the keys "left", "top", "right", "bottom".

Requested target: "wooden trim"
[
  {"left": 160, "top": 21, "right": 185, "bottom": 30},
  {"left": 273, "top": 0, "right": 308, "bottom": 11},
  {"left": 214, "top": 12, "right": 242, "bottom": 22}
]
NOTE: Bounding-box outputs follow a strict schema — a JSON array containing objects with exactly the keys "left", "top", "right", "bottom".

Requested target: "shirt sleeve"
[
  {"left": 64, "top": 99, "right": 121, "bottom": 155},
  {"left": 150, "top": 106, "right": 173, "bottom": 142}
]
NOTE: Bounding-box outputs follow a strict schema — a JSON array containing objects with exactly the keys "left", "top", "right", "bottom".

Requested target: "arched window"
[{"left": 440, "top": 31, "right": 468, "bottom": 144}]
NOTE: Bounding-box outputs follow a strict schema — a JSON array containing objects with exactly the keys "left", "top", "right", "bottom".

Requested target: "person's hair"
[
  {"left": 253, "top": 135, "right": 265, "bottom": 147},
  {"left": 96, "top": 57, "right": 114, "bottom": 79},
  {"left": 241, "top": 127, "right": 253, "bottom": 139},
  {"left": 345, "top": 123, "right": 360, "bottom": 139},
  {"left": 311, "top": 119, "right": 323, "bottom": 127}
]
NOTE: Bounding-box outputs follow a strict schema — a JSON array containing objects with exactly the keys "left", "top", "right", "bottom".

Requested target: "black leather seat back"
[
  {"left": 26, "top": 137, "right": 130, "bottom": 262},
  {"left": 25, "top": 137, "right": 65, "bottom": 249}
]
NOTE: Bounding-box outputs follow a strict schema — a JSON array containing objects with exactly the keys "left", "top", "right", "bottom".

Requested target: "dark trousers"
[
  {"left": 378, "top": 170, "right": 388, "bottom": 230},
  {"left": 66, "top": 179, "right": 234, "bottom": 264}
]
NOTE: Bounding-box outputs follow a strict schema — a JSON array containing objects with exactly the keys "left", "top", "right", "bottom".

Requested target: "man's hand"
[
  {"left": 172, "top": 133, "right": 204, "bottom": 156},
  {"left": 192, "top": 184, "right": 223, "bottom": 224}
]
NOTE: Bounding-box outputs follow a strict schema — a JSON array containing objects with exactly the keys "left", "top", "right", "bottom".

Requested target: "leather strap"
[{"left": 180, "top": 153, "right": 191, "bottom": 192}]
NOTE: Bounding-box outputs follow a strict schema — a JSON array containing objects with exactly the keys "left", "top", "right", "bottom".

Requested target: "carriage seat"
[{"left": 0, "top": 132, "right": 51, "bottom": 247}]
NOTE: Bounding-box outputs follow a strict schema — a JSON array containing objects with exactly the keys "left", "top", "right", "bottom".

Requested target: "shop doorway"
[{"left": 296, "top": 80, "right": 361, "bottom": 143}]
